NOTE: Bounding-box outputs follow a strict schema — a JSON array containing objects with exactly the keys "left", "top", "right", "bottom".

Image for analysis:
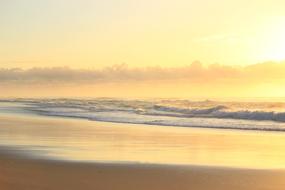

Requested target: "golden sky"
[
  {"left": 0, "top": 0, "right": 285, "bottom": 98},
  {"left": 1, "top": 0, "right": 285, "bottom": 68}
]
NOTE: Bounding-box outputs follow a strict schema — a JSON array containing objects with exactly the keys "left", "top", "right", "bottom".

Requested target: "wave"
[
  {"left": 210, "top": 110, "right": 285, "bottom": 122},
  {"left": 153, "top": 105, "right": 228, "bottom": 114},
  {"left": 23, "top": 108, "right": 285, "bottom": 132},
  {"left": 2, "top": 98, "right": 285, "bottom": 132},
  {"left": 151, "top": 105, "right": 285, "bottom": 122}
]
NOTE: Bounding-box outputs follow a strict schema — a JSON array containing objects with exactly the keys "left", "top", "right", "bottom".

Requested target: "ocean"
[
  {"left": 1, "top": 98, "right": 285, "bottom": 168},
  {"left": 1, "top": 98, "right": 285, "bottom": 132}
]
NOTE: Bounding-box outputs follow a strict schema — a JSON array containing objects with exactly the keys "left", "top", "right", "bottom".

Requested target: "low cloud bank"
[{"left": 0, "top": 61, "right": 285, "bottom": 84}]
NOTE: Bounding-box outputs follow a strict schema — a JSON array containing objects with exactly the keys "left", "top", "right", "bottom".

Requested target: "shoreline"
[
  {"left": 1, "top": 114, "right": 285, "bottom": 168},
  {"left": 1, "top": 114, "right": 285, "bottom": 189},
  {"left": 2, "top": 111, "right": 285, "bottom": 135},
  {"left": 0, "top": 143, "right": 282, "bottom": 171},
  {"left": 2, "top": 100, "right": 285, "bottom": 133}
]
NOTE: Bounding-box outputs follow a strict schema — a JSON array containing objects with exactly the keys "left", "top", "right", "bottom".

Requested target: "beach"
[
  {"left": 1, "top": 113, "right": 285, "bottom": 168},
  {"left": 1, "top": 152, "right": 285, "bottom": 190},
  {"left": 1, "top": 113, "right": 285, "bottom": 189}
]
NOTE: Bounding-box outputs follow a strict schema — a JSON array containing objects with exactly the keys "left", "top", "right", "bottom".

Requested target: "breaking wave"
[{"left": 2, "top": 98, "right": 285, "bottom": 131}]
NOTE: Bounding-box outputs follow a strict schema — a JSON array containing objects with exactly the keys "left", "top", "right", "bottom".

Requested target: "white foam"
[{"left": 2, "top": 98, "right": 285, "bottom": 132}]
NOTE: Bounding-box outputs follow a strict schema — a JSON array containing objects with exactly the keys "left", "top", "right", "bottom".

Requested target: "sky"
[{"left": 0, "top": 0, "right": 285, "bottom": 98}]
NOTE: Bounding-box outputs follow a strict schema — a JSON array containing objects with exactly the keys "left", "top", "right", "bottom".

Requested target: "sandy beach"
[
  {"left": 1, "top": 114, "right": 285, "bottom": 189},
  {"left": 1, "top": 152, "right": 285, "bottom": 190}
]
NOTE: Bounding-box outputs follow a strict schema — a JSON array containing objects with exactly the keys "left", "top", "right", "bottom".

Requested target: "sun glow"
[{"left": 262, "top": 18, "right": 285, "bottom": 61}]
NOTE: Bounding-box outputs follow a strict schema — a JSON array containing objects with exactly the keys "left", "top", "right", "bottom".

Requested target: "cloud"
[{"left": 0, "top": 61, "right": 285, "bottom": 85}]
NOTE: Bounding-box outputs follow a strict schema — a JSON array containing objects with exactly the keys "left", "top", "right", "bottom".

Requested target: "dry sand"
[{"left": 0, "top": 152, "right": 285, "bottom": 190}]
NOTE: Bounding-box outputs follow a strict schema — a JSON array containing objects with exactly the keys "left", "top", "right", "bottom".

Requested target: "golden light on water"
[{"left": 1, "top": 115, "right": 285, "bottom": 169}]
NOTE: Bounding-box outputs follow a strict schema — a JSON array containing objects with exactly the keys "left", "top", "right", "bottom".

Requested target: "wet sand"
[
  {"left": 1, "top": 114, "right": 285, "bottom": 189},
  {"left": 1, "top": 152, "right": 285, "bottom": 190}
]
